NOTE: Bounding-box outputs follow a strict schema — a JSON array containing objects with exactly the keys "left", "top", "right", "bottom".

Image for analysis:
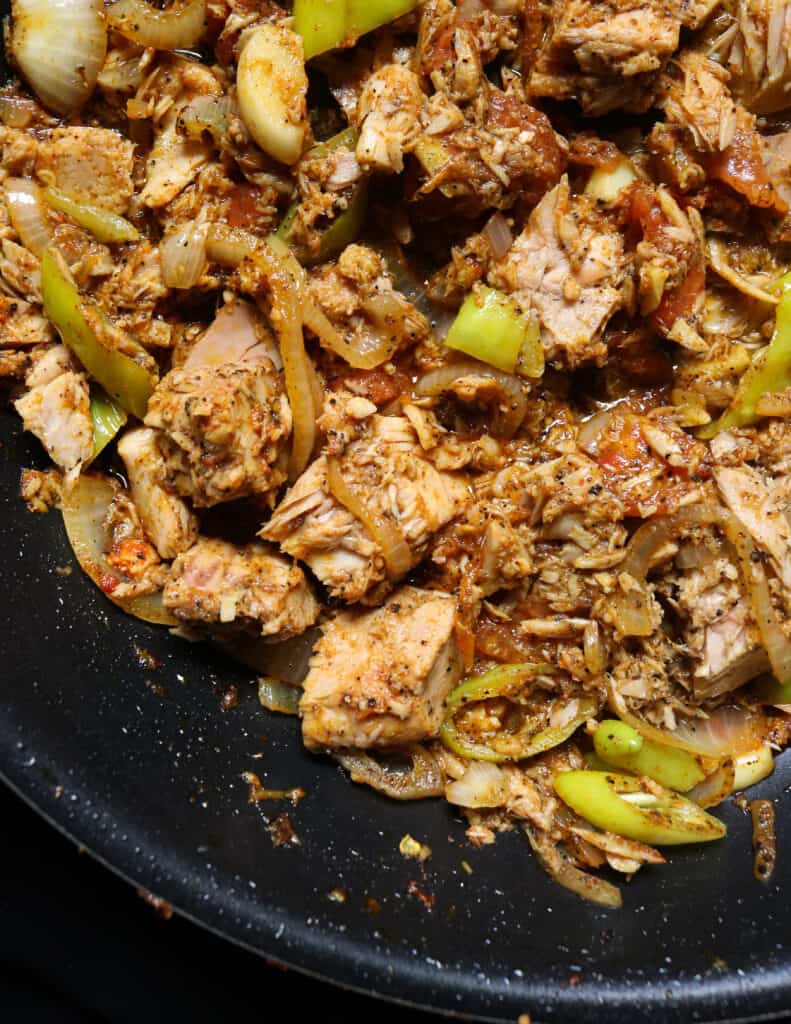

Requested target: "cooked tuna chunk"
[
  {"left": 0, "top": 296, "right": 53, "bottom": 348},
  {"left": 261, "top": 414, "right": 469, "bottom": 602},
  {"left": 715, "top": 465, "right": 791, "bottom": 588},
  {"left": 529, "top": 0, "right": 699, "bottom": 114},
  {"left": 139, "top": 104, "right": 212, "bottom": 209},
  {"left": 163, "top": 537, "right": 319, "bottom": 638},
  {"left": 488, "top": 178, "right": 631, "bottom": 368},
  {"left": 676, "top": 556, "right": 768, "bottom": 698},
  {"left": 36, "top": 127, "right": 135, "bottom": 214},
  {"left": 14, "top": 346, "right": 92, "bottom": 476},
  {"left": 183, "top": 299, "right": 279, "bottom": 370},
  {"left": 300, "top": 586, "right": 462, "bottom": 749},
  {"left": 658, "top": 53, "right": 739, "bottom": 153},
  {"left": 355, "top": 65, "right": 425, "bottom": 174},
  {"left": 716, "top": 0, "right": 791, "bottom": 115},
  {"left": 116, "top": 427, "right": 198, "bottom": 560},
  {"left": 144, "top": 358, "right": 292, "bottom": 508}
]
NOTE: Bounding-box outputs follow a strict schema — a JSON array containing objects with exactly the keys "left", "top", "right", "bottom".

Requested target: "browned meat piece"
[
  {"left": 309, "top": 244, "right": 429, "bottom": 362},
  {"left": 715, "top": 465, "right": 791, "bottom": 588},
  {"left": 488, "top": 177, "right": 632, "bottom": 368},
  {"left": 418, "top": 0, "right": 519, "bottom": 94},
  {"left": 355, "top": 65, "right": 425, "bottom": 174},
  {"left": 13, "top": 345, "right": 92, "bottom": 477},
  {"left": 182, "top": 298, "right": 279, "bottom": 370},
  {"left": 300, "top": 586, "right": 462, "bottom": 749},
  {"left": 261, "top": 412, "right": 469, "bottom": 603},
  {"left": 713, "top": 0, "right": 791, "bottom": 114},
  {"left": 36, "top": 127, "right": 135, "bottom": 214},
  {"left": 94, "top": 242, "right": 168, "bottom": 314},
  {"left": 413, "top": 86, "right": 567, "bottom": 216},
  {"left": 0, "top": 296, "right": 53, "bottom": 348},
  {"left": 658, "top": 53, "right": 739, "bottom": 153},
  {"left": 144, "top": 358, "right": 292, "bottom": 508},
  {"left": 116, "top": 427, "right": 198, "bottom": 561},
  {"left": 675, "top": 556, "right": 769, "bottom": 698},
  {"left": 163, "top": 537, "right": 319, "bottom": 639},
  {"left": 529, "top": 0, "right": 709, "bottom": 114}
]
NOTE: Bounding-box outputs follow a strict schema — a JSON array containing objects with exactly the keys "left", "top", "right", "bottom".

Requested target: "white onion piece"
[
  {"left": 415, "top": 359, "right": 528, "bottom": 437},
  {"left": 258, "top": 677, "right": 301, "bottom": 715},
  {"left": 61, "top": 473, "right": 177, "bottom": 625},
  {"left": 483, "top": 212, "right": 513, "bottom": 260},
  {"left": 446, "top": 761, "right": 509, "bottom": 808},
  {"left": 687, "top": 758, "right": 735, "bottom": 809},
  {"left": 525, "top": 825, "right": 622, "bottom": 909},
  {"left": 107, "top": 0, "right": 207, "bottom": 50},
  {"left": 4, "top": 178, "right": 52, "bottom": 257},
  {"left": 11, "top": 0, "right": 106, "bottom": 115},
  {"left": 335, "top": 746, "right": 445, "bottom": 800},
  {"left": 160, "top": 222, "right": 208, "bottom": 289}
]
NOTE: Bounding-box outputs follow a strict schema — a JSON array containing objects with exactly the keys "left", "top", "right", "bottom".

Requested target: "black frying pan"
[{"left": 2, "top": 36, "right": 791, "bottom": 1024}]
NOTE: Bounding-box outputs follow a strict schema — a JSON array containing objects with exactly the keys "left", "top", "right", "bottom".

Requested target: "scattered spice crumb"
[
  {"left": 221, "top": 684, "right": 239, "bottom": 711},
  {"left": 133, "top": 645, "right": 162, "bottom": 670},
  {"left": 269, "top": 813, "right": 300, "bottom": 847},
  {"left": 145, "top": 679, "right": 168, "bottom": 699},
  {"left": 365, "top": 897, "right": 382, "bottom": 914},
  {"left": 53, "top": 785, "right": 63, "bottom": 799},
  {"left": 734, "top": 794, "right": 749, "bottom": 814},
  {"left": 242, "top": 771, "right": 305, "bottom": 805},
  {"left": 565, "top": 974, "right": 582, "bottom": 987},
  {"left": 137, "top": 888, "right": 173, "bottom": 920},
  {"left": 54, "top": 564, "right": 72, "bottom": 577},
  {"left": 518, "top": 1014, "right": 532, "bottom": 1024},
  {"left": 327, "top": 887, "right": 348, "bottom": 903},
  {"left": 20, "top": 468, "right": 61, "bottom": 513},
  {"left": 461, "top": 860, "right": 473, "bottom": 875},
  {"left": 407, "top": 880, "right": 435, "bottom": 911},
  {"left": 399, "top": 834, "right": 432, "bottom": 862},
  {"left": 751, "top": 799, "right": 776, "bottom": 883},
  {"left": 711, "top": 957, "right": 727, "bottom": 971}
]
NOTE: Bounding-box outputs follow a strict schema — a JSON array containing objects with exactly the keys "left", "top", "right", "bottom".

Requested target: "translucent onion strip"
[
  {"left": 335, "top": 746, "right": 445, "bottom": 800},
  {"left": 5, "top": 178, "right": 52, "bottom": 257},
  {"left": 326, "top": 454, "right": 412, "bottom": 579},
  {"left": 11, "top": 0, "right": 106, "bottom": 115},
  {"left": 160, "top": 222, "right": 208, "bottom": 289},
  {"left": 107, "top": 0, "right": 207, "bottom": 50}
]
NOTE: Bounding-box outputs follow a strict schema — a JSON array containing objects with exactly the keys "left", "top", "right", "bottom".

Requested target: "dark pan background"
[{"left": 2, "top": 26, "right": 791, "bottom": 1021}]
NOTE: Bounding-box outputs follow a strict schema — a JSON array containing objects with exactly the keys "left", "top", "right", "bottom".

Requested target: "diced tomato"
[
  {"left": 98, "top": 572, "right": 120, "bottom": 594},
  {"left": 706, "top": 129, "right": 787, "bottom": 213},
  {"left": 107, "top": 538, "right": 158, "bottom": 579},
  {"left": 653, "top": 263, "right": 705, "bottom": 333},
  {"left": 227, "top": 184, "right": 267, "bottom": 232},
  {"left": 329, "top": 367, "right": 412, "bottom": 406},
  {"left": 422, "top": 25, "right": 455, "bottom": 73}
]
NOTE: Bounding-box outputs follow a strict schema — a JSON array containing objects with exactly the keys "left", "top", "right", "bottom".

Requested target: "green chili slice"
[{"left": 593, "top": 719, "right": 706, "bottom": 792}]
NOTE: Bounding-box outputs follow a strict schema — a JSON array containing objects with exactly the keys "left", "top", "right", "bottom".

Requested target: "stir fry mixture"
[{"left": 6, "top": 0, "right": 791, "bottom": 908}]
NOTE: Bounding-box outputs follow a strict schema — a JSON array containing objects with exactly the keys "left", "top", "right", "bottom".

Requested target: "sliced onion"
[
  {"left": 107, "top": 0, "right": 207, "bottom": 50},
  {"left": 335, "top": 745, "right": 445, "bottom": 800},
  {"left": 524, "top": 825, "right": 623, "bottom": 909},
  {"left": 483, "top": 212, "right": 513, "bottom": 260},
  {"left": 160, "top": 222, "right": 208, "bottom": 289},
  {"left": 61, "top": 473, "right": 177, "bottom": 625},
  {"left": 258, "top": 677, "right": 301, "bottom": 715},
  {"left": 179, "top": 95, "right": 229, "bottom": 144},
  {"left": 11, "top": 0, "right": 106, "bottom": 115},
  {"left": 733, "top": 744, "right": 775, "bottom": 791},
  {"left": 708, "top": 239, "right": 778, "bottom": 306},
  {"left": 326, "top": 454, "right": 412, "bottom": 579},
  {"left": 686, "top": 758, "right": 735, "bottom": 809},
  {"left": 206, "top": 224, "right": 257, "bottom": 267},
  {"left": 5, "top": 178, "right": 52, "bottom": 258},
  {"left": 613, "top": 502, "right": 723, "bottom": 636},
  {"left": 446, "top": 760, "right": 509, "bottom": 808},
  {"left": 608, "top": 683, "right": 764, "bottom": 758},
  {"left": 0, "top": 94, "right": 38, "bottom": 128},
  {"left": 304, "top": 296, "right": 396, "bottom": 369},
  {"left": 415, "top": 359, "right": 528, "bottom": 438}
]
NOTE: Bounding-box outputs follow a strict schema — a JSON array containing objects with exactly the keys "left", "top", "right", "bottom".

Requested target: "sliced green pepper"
[
  {"left": 278, "top": 128, "right": 367, "bottom": 265},
  {"left": 700, "top": 288, "right": 791, "bottom": 437},
  {"left": 294, "top": 0, "right": 419, "bottom": 59},
  {"left": 440, "top": 663, "right": 596, "bottom": 763},
  {"left": 593, "top": 719, "right": 706, "bottom": 792},
  {"left": 44, "top": 187, "right": 139, "bottom": 244},
  {"left": 89, "top": 384, "right": 127, "bottom": 459},
  {"left": 554, "top": 771, "right": 726, "bottom": 845},
  {"left": 41, "top": 247, "right": 155, "bottom": 420},
  {"left": 445, "top": 285, "right": 533, "bottom": 374}
]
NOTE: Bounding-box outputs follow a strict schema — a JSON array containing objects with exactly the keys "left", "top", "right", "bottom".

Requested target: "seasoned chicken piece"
[
  {"left": 13, "top": 346, "right": 92, "bottom": 477},
  {"left": 139, "top": 105, "right": 212, "bottom": 209},
  {"left": 716, "top": 0, "right": 791, "bottom": 115},
  {"left": 675, "top": 557, "right": 768, "bottom": 698},
  {"left": 261, "top": 413, "right": 469, "bottom": 602},
  {"left": 300, "top": 586, "right": 463, "bottom": 749},
  {"left": 116, "top": 427, "right": 198, "bottom": 560},
  {"left": 529, "top": 0, "right": 708, "bottom": 114},
  {"left": 144, "top": 358, "right": 291, "bottom": 508},
  {"left": 0, "top": 296, "right": 53, "bottom": 348},
  {"left": 309, "top": 244, "right": 429, "bottom": 363},
  {"left": 715, "top": 465, "right": 791, "bottom": 588},
  {"left": 36, "top": 127, "right": 135, "bottom": 215},
  {"left": 183, "top": 298, "right": 279, "bottom": 370},
  {"left": 94, "top": 242, "right": 168, "bottom": 314},
  {"left": 163, "top": 537, "right": 319, "bottom": 638},
  {"left": 658, "top": 53, "right": 739, "bottom": 152},
  {"left": 355, "top": 64, "right": 425, "bottom": 174},
  {"left": 0, "top": 239, "right": 41, "bottom": 301},
  {"left": 488, "top": 178, "right": 631, "bottom": 368}
]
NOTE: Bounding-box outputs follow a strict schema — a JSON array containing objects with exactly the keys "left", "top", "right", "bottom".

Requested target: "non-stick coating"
[{"left": 2, "top": 69, "right": 791, "bottom": 1024}]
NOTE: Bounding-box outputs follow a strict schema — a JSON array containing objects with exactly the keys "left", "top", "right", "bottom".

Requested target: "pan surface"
[
  {"left": 4, "top": 409, "right": 791, "bottom": 1024},
  {"left": 1, "top": 33, "right": 791, "bottom": 1019}
]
